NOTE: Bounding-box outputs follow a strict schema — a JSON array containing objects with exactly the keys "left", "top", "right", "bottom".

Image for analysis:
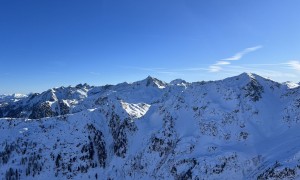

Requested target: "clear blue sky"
[{"left": 1, "top": 0, "right": 300, "bottom": 94}]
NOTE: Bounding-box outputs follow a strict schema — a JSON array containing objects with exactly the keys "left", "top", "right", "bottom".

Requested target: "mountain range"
[{"left": 1, "top": 73, "right": 300, "bottom": 179}]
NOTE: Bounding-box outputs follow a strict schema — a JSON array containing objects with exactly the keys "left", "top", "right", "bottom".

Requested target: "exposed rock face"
[
  {"left": 29, "top": 102, "right": 56, "bottom": 119},
  {"left": 243, "top": 78, "right": 264, "bottom": 102},
  {"left": 1, "top": 73, "right": 300, "bottom": 179}
]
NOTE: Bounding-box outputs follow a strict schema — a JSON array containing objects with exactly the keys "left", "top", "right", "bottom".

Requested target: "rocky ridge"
[{"left": 1, "top": 73, "right": 300, "bottom": 179}]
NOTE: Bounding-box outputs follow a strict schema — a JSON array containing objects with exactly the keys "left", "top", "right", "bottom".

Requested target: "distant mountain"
[{"left": 1, "top": 73, "right": 300, "bottom": 179}]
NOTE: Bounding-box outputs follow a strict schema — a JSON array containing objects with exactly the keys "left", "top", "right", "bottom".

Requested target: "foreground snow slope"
[{"left": 1, "top": 73, "right": 300, "bottom": 179}]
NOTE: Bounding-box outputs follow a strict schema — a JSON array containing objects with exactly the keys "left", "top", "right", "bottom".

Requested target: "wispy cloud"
[
  {"left": 222, "top": 45, "right": 263, "bottom": 61},
  {"left": 122, "top": 51, "right": 300, "bottom": 82},
  {"left": 208, "top": 61, "right": 231, "bottom": 72},
  {"left": 208, "top": 45, "right": 263, "bottom": 72},
  {"left": 156, "top": 71, "right": 185, "bottom": 76},
  {"left": 286, "top": 61, "right": 300, "bottom": 71},
  {"left": 216, "top": 65, "right": 297, "bottom": 78},
  {"left": 209, "top": 65, "right": 222, "bottom": 72},
  {"left": 215, "top": 61, "right": 231, "bottom": 65}
]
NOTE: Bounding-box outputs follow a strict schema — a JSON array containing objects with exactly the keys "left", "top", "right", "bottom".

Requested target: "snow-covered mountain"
[{"left": 1, "top": 73, "right": 300, "bottom": 179}]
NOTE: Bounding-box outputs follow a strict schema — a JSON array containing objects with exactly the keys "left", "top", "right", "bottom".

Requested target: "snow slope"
[{"left": 1, "top": 73, "right": 300, "bottom": 179}]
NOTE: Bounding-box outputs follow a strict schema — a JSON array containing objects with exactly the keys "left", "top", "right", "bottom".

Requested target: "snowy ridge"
[{"left": 1, "top": 73, "right": 300, "bottom": 179}]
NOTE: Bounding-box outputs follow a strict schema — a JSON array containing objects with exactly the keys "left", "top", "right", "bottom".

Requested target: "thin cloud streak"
[
  {"left": 156, "top": 71, "right": 185, "bottom": 76},
  {"left": 177, "top": 62, "right": 298, "bottom": 79},
  {"left": 215, "top": 61, "right": 231, "bottom": 65},
  {"left": 219, "top": 65, "right": 297, "bottom": 78},
  {"left": 123, "top": 60, "right": 299, "bottom": 82},
  {"left": 208, "top": 45, "right": 263, "bottom": 72},
  {"left": 242, "top": 63, "right": 287, "bottom": 66},
  {"left": 208, "top": 61, "right": 231, "bottom": 72},
  {"left": 209, "top": 65, "right": 222, "bottom": 72},
  {"left": 222, "top": 45, "right": 263, "bottom": 61},
  {"left": 286, "top": 61, "right": 300, "bottom": 71}
]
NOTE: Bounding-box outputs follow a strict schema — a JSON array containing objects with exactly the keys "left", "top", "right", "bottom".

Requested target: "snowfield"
[{"left": 1, "top": 73, "right": 300, "bottom": 179}]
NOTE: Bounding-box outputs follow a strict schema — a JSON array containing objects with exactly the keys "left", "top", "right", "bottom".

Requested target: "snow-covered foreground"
[{"left": 1, "top": 73, "right": 300, "bottom": 179}]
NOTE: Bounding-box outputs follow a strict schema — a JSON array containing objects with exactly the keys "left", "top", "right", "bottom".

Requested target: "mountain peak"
[
  {"left": 145, "top": 75, "right": 154, "bottom": 80},
  {"left": 239, "top": 72, "right": 257, "bottom": 79},
  {"left": 75, "top": 83, "right": 91, "bottom": 89},
  {"left": 223, "top": 72, "right": 256, "bottom": 84},
  {"left": 229, "top": 72, "right": 272, "bottom": 83},
  {"left": 135, "top": 76, "right": 167, "bottom": 89}
]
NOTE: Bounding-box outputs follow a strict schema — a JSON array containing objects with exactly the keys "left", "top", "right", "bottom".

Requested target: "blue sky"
[{"left": 1, "top": 0, "right": 300, "bottom": 94}]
